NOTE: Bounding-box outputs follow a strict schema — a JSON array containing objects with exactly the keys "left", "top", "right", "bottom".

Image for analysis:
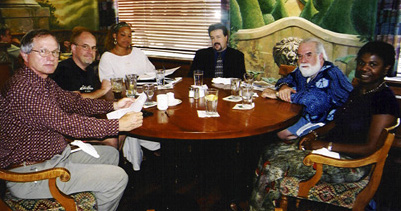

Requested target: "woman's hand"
[
  {"left": 299, "top": 133, "right": 315, "bottom": 150},
  {"left": 300, "top": 138, "right": 328, "bottom": 150}
]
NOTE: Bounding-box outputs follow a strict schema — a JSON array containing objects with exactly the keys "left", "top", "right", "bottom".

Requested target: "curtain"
[{"left": 376, "top": 0, "right": 401, "bottom": 75}]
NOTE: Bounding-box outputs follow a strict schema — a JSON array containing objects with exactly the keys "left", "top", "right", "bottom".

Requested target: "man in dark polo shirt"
[{"left": 52, "top": 27, "right": 110, "bottom": 99}]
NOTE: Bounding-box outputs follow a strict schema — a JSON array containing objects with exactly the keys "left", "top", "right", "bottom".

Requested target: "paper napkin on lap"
[
  {"left": 312, "top": 148, "right": 340, "bottom": 159},
  {"left": 70, "top": 140, "right": 100, "bottom": 158}
]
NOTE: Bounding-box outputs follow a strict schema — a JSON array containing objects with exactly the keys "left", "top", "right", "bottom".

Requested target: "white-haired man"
[{"left": 262, "top": 38, "right": 353, "bottom": 140}]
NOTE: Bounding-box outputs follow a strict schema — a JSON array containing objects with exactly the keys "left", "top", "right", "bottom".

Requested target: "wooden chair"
[
  {"left": 0, "top": 167, "right": 97, "bottom": 211},
  {"left": 278, "top": 64, "right": 296, "bottom": 77},
  {"left": 279, "top": 119, "right": 400, "bottom": 211}
]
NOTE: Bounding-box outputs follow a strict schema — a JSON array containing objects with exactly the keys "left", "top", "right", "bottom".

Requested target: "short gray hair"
[
  {"left": 300, "top": 38, "right": 328, "bottom": 61},
  {"left": 20, "top": 29, "right": 59, "bottom": 54}
]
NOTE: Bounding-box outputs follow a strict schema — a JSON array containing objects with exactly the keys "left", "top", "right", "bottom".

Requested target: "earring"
[{"left": 113, "top": 39, "right": 117, "bottom": 45}]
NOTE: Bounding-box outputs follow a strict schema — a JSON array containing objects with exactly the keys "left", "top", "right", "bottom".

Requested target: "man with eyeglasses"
[
  {"left": 0, "top": 29, "right": 144, "bottom": 211},
  {"left": 262, "top": 38, "right": 353, "bottom": 140},
  {"left": 52, "top": 27, "right": 111, "bottom": 99}
]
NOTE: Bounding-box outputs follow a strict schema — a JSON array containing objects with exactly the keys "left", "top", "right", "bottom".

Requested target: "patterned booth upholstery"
[{"left": 4, "top": 190, "right": 97, "bottom": 211}]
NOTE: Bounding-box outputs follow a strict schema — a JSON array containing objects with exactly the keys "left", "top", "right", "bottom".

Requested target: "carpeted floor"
[{"left": 116, "top": 138, "right": 401, "bottom": 211}]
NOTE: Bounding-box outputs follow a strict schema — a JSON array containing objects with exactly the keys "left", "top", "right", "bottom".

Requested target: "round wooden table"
[{"left": 129, "top": 78, "right": 303, "bottom": 140}]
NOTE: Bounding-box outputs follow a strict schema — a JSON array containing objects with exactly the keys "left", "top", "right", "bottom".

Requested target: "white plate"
[{"left": 168, "top": 99, "right": 182, "bottom": 106}]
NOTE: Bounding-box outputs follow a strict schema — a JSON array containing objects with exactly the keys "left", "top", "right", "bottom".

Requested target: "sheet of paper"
[
  {"left": 138, "top": 66, "right": 180, "bottom": 80},
  {"left": 311, "top": 148, "right": 340, "bottom": 159},
  {"left": 106, "top": 93, "right": 147, "bottom": 119}
]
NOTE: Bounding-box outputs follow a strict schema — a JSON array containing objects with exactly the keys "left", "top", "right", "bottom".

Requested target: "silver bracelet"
[{"left": 309, "top": 130, "right": 318, "bottom": 140}]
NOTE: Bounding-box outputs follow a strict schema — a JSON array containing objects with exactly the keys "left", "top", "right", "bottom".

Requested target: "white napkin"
[
  {"left": 70, "top": 140, "right": 100, "bottom": 158},
  {"left": 312, "top": 148, "right": 340, "bottom": 159},
  {"left": 212, "top": 77, "right": 231, "bottom": 85},
  {"left": 223, "top": 95, "right": 242, "bottom": 102},
  {"left": 233, "top": 103, "right": 255, "bottom": 110},
  {"left": 197, "top": 110, "right": 220, "bottom": 118}
]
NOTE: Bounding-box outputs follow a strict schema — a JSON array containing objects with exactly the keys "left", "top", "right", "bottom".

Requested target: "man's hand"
[
  {"left": 261, "top": 88, "right": 278, "bottom": 99},
  {"left": 276, "top": 85, "right": 296, "bottom": 102},
  {"left": 119, "top": 112, "right": 143, "bottom": 131},
  {"left": 114, "top": 97, "right": 135, "bottom": 110}
]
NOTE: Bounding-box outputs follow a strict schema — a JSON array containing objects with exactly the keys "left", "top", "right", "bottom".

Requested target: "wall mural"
[
  {"left": 36, "top": 0, "right": 99, "bottom": 30},
  {"left": 231, "top": 0, "right": 377, "bottom": 40},
  {"left": 230, "top": 0, "right": 377, "bottom": 81}
]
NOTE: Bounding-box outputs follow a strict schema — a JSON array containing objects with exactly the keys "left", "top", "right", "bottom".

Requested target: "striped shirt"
[{"left": 0, "top": 67, "right": 119, "bottom": 168}]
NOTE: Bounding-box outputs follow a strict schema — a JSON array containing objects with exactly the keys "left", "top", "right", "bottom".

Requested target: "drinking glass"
[
  {"left": 110, "top": 77, "right": 124, "bottom": 99},
  {"left": 230, "top": 78, "right": 241, "bottom": 99},
  {"left": 205, "top": 88, "right": 218, "bottom": 115},
  {"left": 241, "top": 86, "right": 254, "bottom": 108},
  {"left": 156, "top": 69, "right": 165, "bottom": 86},
  {"left": 143, "top": 84, "right": 155, "bottom": 103},
  {"left": 125, "top": 74, "right": 138, "bottom": 98},
  {"left": 243, "top": 72, "right": 254, "bottom": 87},
  {"left": 193, "top": 70, "right": 204, "bottom": 86}
]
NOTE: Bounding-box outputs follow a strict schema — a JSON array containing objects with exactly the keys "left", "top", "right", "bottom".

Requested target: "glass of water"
[
  {"left": 143, "top": 84, "right": 155, "bottom": 104},
  {"left": 243, "top": 72, "right": 254, "bottom": 87},
  {"left": 205, "top": 88, "right": 218, "bottom": 115},
  {"left": 156, "top": 69, "right": 165, "bottom": 86},
  {"left": 125, "top": 74, "right": 137, "bottom": 98},
  {"left": 241, "top": 86, "right": 254, "bottom": 109}
]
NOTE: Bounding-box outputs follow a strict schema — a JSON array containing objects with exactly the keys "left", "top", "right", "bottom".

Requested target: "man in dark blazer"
[{"left": 189, "top": 23, "right": 246, "bottom": 79}]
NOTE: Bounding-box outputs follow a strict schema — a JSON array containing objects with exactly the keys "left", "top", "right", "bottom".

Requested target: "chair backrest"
[
  {"left": 353, "top": 118, "right": 400, "bottom": 208},
  {"left": 278, "top": 64, "right": 296, "bottom": 77}
]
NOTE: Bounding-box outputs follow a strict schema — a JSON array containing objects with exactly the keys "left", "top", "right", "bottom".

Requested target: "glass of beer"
[{"left": 111, "top": 77, "right": 124, "bottom": 100}]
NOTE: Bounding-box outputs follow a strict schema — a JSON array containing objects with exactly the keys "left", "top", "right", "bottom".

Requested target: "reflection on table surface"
[{"left": 124, "top": 77, "right": 302, "bottom": 141}]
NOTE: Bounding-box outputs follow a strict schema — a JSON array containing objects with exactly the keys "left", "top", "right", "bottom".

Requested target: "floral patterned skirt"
[{"left": 249, "top": 140, "right": 369, "bottom": 211}]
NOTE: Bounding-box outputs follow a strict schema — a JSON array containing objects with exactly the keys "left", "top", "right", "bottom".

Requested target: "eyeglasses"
[
  {"left": 31, "top": 49, "right": 60, "bottom": 58},
  {"left": 297, "top": 52, "right": 316, "bottom": 61},
  {"left": 75, "top": 44, "right": 97, "bottom": 51}
]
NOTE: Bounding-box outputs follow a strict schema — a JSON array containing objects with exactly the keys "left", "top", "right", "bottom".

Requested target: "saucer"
[
  {"left": 168, "top": 99, "right": 182, "bottom": 106},
  {"left": 144, "top": 101, "right": 157, "bottom": 108}
]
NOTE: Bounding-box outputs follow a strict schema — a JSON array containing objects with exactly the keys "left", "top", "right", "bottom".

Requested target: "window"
[{"left": 116, "top": 0, "right": 222, "bottom": 60}]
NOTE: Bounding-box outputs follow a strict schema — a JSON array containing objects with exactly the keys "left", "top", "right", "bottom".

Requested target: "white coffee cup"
[
  {"left": 167, "top": 92, "right": 175, "bottom": 105},
  {"left": 157, "top": 94, "right": 168, "bottom": 110}
]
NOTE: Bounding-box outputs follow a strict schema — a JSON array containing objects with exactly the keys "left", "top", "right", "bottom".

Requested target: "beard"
[
  {"left": 299, "top": 61, "right": 321, "bottom": 77},
  {"left": 81, "top": 55, "right": 94, "bottom": 65}
]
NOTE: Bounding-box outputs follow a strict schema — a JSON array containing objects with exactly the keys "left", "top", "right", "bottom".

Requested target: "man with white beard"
[{"left": 262, "top": 38, "right": 353, "bottom": 140}]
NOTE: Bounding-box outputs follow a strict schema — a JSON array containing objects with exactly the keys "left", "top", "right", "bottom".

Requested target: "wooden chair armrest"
[
  {"left": 0, "top": 167, "right": 70, "bottom": 182},
  {"left": 0, "top": 167, "right": 76, "bottom": 211},
  {"left": 303, "top": 154, "right": 377, "bottom": 168}
]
